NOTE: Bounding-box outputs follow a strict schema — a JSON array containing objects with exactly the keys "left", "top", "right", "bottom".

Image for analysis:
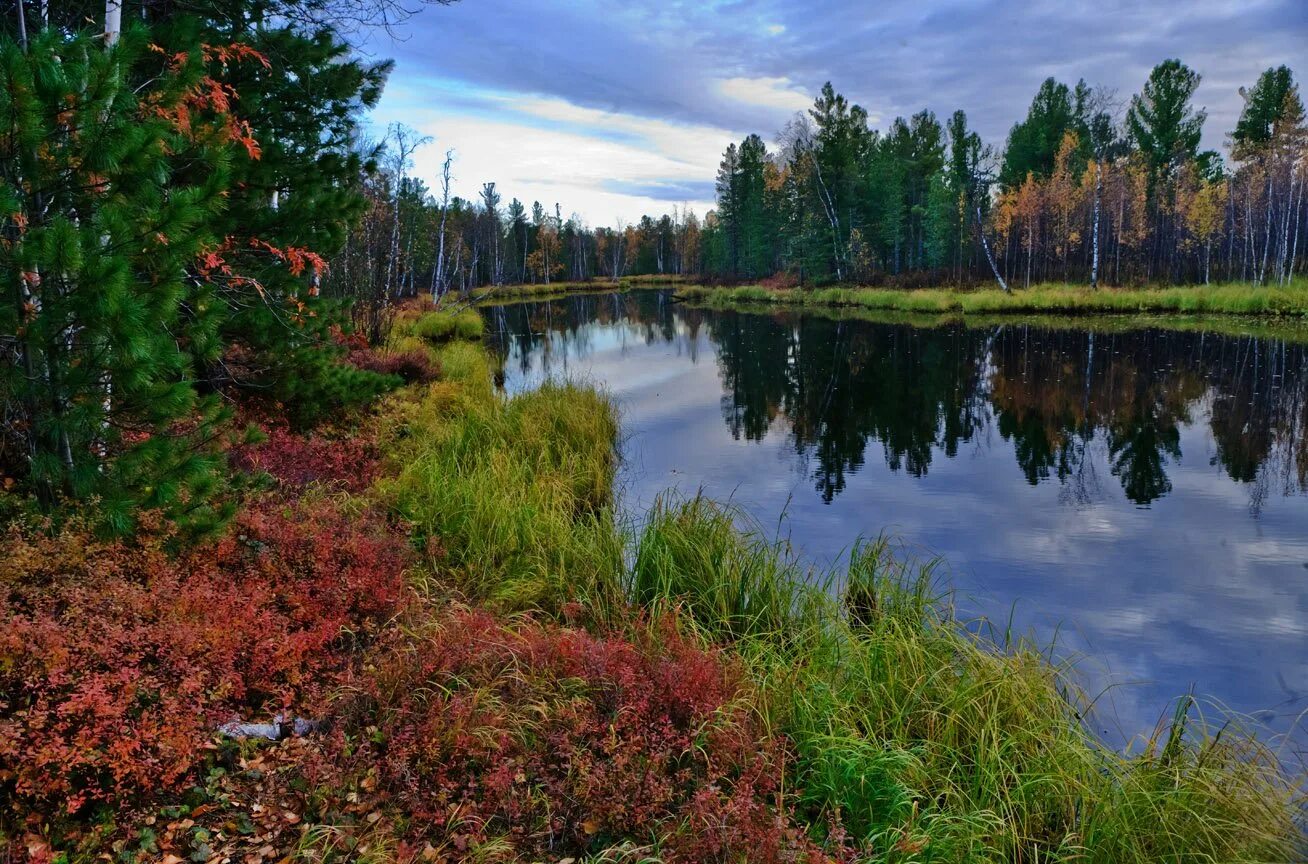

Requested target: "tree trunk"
[
  {"left": 1090, "top": 161, "right": 1102, "bottom": 289},
  {"left": 976, "top": 204, "right": 1009, "bottom": 293},
  {"left": 104, "top": 0, "right": 121, "bottom": 45}
]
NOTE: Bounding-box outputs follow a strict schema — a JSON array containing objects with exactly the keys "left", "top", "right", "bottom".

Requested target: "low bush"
[
  {"left": 230, "top": 420, "right": 381, "bottom": 492},
  {"left": 348, "top": 345, "right": 442, "bottom": 384},
  {"left": 0, "top": 497, "right": 413, "bottom": 821},
  {"left": 318, "top": 609, "right": 838, "bottom": 863}
]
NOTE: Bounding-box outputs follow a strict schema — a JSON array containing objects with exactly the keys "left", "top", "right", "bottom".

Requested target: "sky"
[{"left": 363, "top": 0, "right": 1308, "bottom": 226}]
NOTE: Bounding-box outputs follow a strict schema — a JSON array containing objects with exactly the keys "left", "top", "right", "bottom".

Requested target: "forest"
[{"left": 342, "top": 62, "right": 1307, "bottom": 301}]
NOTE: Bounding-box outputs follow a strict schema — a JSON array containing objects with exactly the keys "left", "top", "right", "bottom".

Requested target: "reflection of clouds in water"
[{"left": 484, "top": 291, "right": 1308, "bottom": 749}]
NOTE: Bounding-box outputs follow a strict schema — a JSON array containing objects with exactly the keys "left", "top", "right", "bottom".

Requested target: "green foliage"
[
  {"left": 1232, "top": 65, "right": 1301, "bottom": 151},
  {"left": 0, "top": 27, "right": 234, "bottom": 534},
  {"left": 1127, "top": 59, "right": 1206, "bottom": 187},
  {"left": 999, "top": 77, "right": 1091, "bottom": 188}
]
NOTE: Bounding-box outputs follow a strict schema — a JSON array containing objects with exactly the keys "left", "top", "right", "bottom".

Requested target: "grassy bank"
[
  {"left": 680, "top": 278, "right": 1308, "bottom": 318},
  {"left": 691, "top": 299, "right": 1308, "bottom": 344},
  {"left": 3, "top": 308, "right": 1302, "bottom": 862},
  {"left": 474, "top": 273, "right": 687, "bottom": 303},
  {"left": 368, "top": 321, "right": 1304, "bottom": 860}
]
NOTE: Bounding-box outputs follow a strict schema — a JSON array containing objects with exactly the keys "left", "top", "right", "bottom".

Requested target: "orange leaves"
[
  {"left": 203, "top": 42, "right": 271, "bottom": 70},
  {"left": 236, "top": 119, "right": 262, "bottom": 160},
  {"left": 247, "top": 237, "right": 328, "bottom": 279},
  {"left": 143, "top": 41, "right": 264, "bottom": 161}
]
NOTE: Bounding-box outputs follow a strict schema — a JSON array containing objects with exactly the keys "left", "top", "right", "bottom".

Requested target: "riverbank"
[
  {"left": 469, "top": 273, "right": 689, "bottom": 304},
  {"left": 679, "top": 279, "right": 1308, "bottom": 318},
  {"left": 2, "top": 305, "right": 1302, "bottom": 862},
  {"left": 682, "top": 298, "right": 1308, "bottom": 344}
]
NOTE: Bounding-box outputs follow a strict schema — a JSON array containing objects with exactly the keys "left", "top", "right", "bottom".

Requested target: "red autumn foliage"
[
  {"left": 230, "top": 420, "right": 381, "bottom": 492},
  {"left": 345, "top": 346, "right": 441, "bottom": 384},
  {"left": 312, "top": 610, "right": 835, "bottom": 863},
  {"left": 332, "top": 326, "right": 442, "bottom": 384},
  {"left": 0, "top": 498, "right": 413, "bottom": 818}
]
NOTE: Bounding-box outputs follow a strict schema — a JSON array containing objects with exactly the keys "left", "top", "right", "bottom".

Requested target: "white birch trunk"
[{"left": 105, "top": 0, "right": 122, "bottom": 44}]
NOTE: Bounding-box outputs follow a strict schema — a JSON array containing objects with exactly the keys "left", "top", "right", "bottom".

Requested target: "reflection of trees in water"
[
  {"left": 711, "top": 313, "right": 991, "bottom": 501},
  {"left": 485, "top": 291, "right": 706, "bottom": 382},
  {"left": 484, "top": 291, "right": 1308, "bottom": 511}
]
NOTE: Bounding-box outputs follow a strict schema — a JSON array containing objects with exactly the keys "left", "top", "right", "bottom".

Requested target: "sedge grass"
[
  {"left": 377, "top": 341, "right": 624, "bottom": 613},
  {"left": 681, "top": 277, "right": 1308, "bottom": 319},
  {"left": 398, "top": 306, "right": 485, "bottom": 342},
  {"left": 625, "top": 494, "right": 1303, "bottom": 862},
  {"left": 375, "top": 340, "right": 1304, "bottom": 861}
]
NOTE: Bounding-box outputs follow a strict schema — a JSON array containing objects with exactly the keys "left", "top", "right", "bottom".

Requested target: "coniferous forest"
[
  {"left": 2, "top": 0, "right": 1307, "bottom": 861},
  {"left": 333, "top": 64, "right": 1307, "bottom": 298}
]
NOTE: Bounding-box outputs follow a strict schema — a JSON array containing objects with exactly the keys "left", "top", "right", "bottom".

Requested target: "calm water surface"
[{"left": 481, "top": 288, "right": 1308, "bottom": 753}]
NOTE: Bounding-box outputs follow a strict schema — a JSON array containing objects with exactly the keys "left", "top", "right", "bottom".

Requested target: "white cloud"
[
  {"left": 765, "top": 23, "right": 786, "bottom": 36},
  {"left": 716, "top": 76, "right": 813, "bottom": 114},
  {"left": 368, "top": 82, "right": 734, "bottom": 225}
]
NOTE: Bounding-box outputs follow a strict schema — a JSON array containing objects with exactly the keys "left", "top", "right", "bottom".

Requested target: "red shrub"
[
  {"left": 0, "top": 498, "right": 413, "bottom": 817},
  {"left": 317, "top": 611, "right": 831, "bottom": 862},
  {"left": 347, "top": 346, "right": 441, "bottom": 384},
  {"left": 230, "top": 421, "right": 380, "bottom": 492},
  {"left": 334, "top": 325, "right": 441, "bottom": 384}
]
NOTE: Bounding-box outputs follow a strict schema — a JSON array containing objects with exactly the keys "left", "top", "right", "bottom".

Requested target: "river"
[{"left": 481, "top": 287, "right": 1308, "bottom": 756}]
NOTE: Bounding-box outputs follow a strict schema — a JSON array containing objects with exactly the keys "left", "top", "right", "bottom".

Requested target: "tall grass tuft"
[
  {"left": 378, "top": 342, "right": 624, "bottom": 613},
  {"left": 395, "top": 305, "right": 486, "bottom": 343},
  {"left": 625, "top": 495, "right": 1303, "bottom": 862}
]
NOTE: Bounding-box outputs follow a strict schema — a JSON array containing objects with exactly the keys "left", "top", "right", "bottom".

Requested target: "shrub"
[
  {"left": 320, "top": 610, "right": 837, "bottom": 862},
  {"left": 348, "top": 346, "right": 442, "bottom": 383},
  {"left": 230, "top": 421, "right": 381, "bottom": 492},
  {"left": 0, "top": 497, "right": 413, "bottom": 820}
]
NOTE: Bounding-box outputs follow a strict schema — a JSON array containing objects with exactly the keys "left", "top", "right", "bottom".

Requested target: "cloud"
[
  {"left": 368, "top": 78, "right": 730, "bottom": 224},
  {"left": 601, "top": 179, "right": 718, "bottom": 202},
  {"left": 717, "top": 76, "right": 813, "bottom": 114}
]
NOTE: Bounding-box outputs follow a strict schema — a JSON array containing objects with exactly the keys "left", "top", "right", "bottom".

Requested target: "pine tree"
[
  {"left": 1127, "top": 59, "right": 1206, "bottom": 189},
  {"left": 1, "top": 28, "right": 236, "bottom": 533}
]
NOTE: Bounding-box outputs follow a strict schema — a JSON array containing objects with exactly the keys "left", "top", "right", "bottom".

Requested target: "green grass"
[
  {"left": 397, "top": 305, "right": 485, "bottom": 343},
  {"left": 377, "top": 341, "right": 624, "bottom": 613},
  {"left": 373, "top": 340, "right": 1305, "bottom": 861},
  {"left": 475, "top": 274, "right": 687, "bottom": 303},
  {"left": 680, "top": 278, "right": 1308, "bottom": 319},
  {"left": 628, "top": 494, "right": 1303, "bottom": 862}
]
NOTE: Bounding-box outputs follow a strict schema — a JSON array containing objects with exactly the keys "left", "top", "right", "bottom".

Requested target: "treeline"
[
  {"left": 325, "top": 133, "right": 708, "bottom": 338},
  {"left": 347, "top": 59, "right": 1306, "bottom": 305},
  {"left": 0, "top": 0, "right": 444, "bottom": 529},
  {"left": 701, "top": 61, "right": 1308, "bottom": 288}
]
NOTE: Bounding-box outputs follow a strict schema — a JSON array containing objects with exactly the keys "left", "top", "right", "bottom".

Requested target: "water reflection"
[
  {"left": 487, "top": 291, "right": 1308, "bottom": 512},
  {"left": 482, "top": 289, "right": 1308, "bottom": 751}
]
